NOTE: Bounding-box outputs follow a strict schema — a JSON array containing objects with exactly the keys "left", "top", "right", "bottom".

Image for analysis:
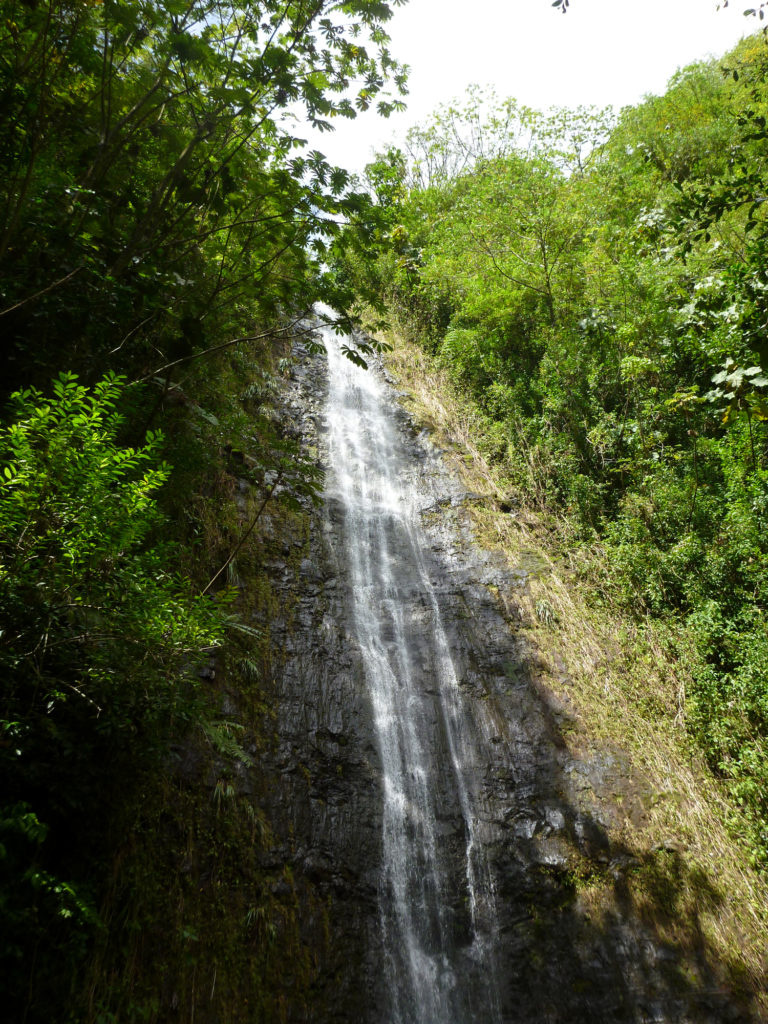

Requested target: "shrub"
[{"left": 0, "top": 372, "right": 225, "bottom": 1020}]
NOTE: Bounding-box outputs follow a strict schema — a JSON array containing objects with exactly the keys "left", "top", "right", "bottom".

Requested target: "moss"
[{"left": 78, "top": 340, "right": 330, "bottom": 1023}]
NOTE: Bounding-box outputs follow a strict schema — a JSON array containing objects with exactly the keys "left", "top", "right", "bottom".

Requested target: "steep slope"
[
  {"left": 77, "top": 325, "right": 767, "bottom": 1023},
  {"left": 377, "top": 328, "right": 768, "bottom": 1019},
  {"left": 241, "top": 327, "right": 766, "bottom": 1021}
]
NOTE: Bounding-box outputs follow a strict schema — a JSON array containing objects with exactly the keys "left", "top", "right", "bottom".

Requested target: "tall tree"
[{"left": 0, "top": 0, "right": 408, "bottom": 390}]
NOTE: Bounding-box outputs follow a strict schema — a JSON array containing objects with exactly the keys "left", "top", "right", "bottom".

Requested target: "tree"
[
  {"left": 0, "top": 0, "right": 408, "bottom": 392},
  {"left": 337, "top": 37, "right": 768, "bottom": 867}
]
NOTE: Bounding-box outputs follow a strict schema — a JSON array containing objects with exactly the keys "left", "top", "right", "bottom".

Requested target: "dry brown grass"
[{"left": 382, "top": 328, "right": 768, "bottom": 1007}]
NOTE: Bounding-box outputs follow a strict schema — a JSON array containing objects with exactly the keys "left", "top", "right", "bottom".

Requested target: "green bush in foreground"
[{"left": 0, "top": 372, "right": 225, "bottom": 1021}]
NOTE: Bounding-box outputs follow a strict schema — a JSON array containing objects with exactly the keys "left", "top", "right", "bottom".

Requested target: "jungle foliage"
[
  {"left": 0, "top": 0, "right": 405, "bottom": 1019},
  {"left": 332, "top": 38, "right": 768, "bottom": 869},
  {"left": 0, "top": 0, "right": 406, "bottom": 393}
]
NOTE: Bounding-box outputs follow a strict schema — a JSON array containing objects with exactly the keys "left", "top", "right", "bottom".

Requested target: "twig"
[
  {"left": 201, "top": 470, "right": 283, "bottom": 596},
  {"left": 130, "top": 316, "right": 318, "bottom": 384},
  {"left": 108, "top": 313, "right": 157, "bottom": 355},
  {"left": 0, "top": 265, "right": 83, "bottom": 318}
]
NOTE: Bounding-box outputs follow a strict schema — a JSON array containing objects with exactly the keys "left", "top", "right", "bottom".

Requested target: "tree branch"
[
  {"left": 0, "top": 265, "right": 83, "bottom": 318},
  {"left": 131, "top": 316, "right": 316, "bottom": 383},
  {"left": 201, "top": 469, "right": 284, "bottom": 596}
]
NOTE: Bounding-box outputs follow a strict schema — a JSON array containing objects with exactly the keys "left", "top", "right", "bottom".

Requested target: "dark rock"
[{"left": 246, "top": 339, "right": 758, "bottom": 1024}]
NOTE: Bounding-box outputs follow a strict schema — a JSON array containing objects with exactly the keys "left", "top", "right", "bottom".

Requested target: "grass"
[{"left": 381, "top": 327, "right": 768, "bottom": 1009}]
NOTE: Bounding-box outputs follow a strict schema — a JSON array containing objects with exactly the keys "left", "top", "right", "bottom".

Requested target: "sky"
[{"left": 305, "top": 0, "right": 758, "bottom": 173}]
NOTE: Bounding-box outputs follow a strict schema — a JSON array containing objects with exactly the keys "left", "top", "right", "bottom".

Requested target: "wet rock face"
[
  {"left": 259, "top": 339, "right": 755, "bottom": 1024},
  {"left": 251, "top": 348, "right": 384, "bottom": 1023}
]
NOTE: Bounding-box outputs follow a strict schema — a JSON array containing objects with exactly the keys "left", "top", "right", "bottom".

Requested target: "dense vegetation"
[
  {"left": 5, "top": 0, "right": 768, "bottom": 1016},
  {"left": 0, "top": 0, "right": 404, "bottom": 1019},
  {"left": 333, "top": 37, "right": 768, "bottom": 870}
]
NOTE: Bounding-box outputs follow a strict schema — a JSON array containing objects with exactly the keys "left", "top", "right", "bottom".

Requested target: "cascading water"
[
  {"left": 322, "top": 322, "right": 503, "bottom": 1024},
  {"left": 268, "top": 315, "right": 756, "bottom": 1023}
]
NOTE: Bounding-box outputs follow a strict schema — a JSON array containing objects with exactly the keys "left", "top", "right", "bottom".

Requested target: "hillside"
[{"left": 3, "top": 7, "right": 768, "bottom": 1020}]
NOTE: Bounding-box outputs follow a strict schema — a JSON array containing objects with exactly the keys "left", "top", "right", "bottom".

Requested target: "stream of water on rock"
[{"left": 322, "top": 325, "right": 503, "bottom": 1024}]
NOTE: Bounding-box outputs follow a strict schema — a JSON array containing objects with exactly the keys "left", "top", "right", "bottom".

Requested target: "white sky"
[{"left": 306, "top": 0, "right": 758, "bottom": 173}]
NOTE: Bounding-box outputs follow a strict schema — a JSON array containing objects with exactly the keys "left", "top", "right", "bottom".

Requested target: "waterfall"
[{"left": 322, "top": 324, "right": 502, "bottom": 1024}]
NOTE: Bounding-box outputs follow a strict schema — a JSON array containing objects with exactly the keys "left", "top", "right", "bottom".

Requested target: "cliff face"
[
  {"left": 250, "top": 345, "right": 384, "bottom": 1022},
  {"left": 89, "top": 330, "right": 758, "bottom": 1024},
  {"left": 251, "top": 336, "right": 755, "bottom": 1024}
]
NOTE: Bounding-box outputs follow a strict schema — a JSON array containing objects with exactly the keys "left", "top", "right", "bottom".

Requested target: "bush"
[{"left": 0, "top": 372, "right": 225, "bottom": 1020}]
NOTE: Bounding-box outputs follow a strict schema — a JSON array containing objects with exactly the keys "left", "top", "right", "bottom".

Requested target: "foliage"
[
  {"left": 0, "top": 0, "right": 408, "bottom": 393},
  {"left": 0, "top": 0, "right": 408, "bottom": 1016},
  {"left": 0, "top": 373, "right": 226, "bottom": 1020},
  {"left": 333, "top": 39, "right": 768, "bottom": 867}
]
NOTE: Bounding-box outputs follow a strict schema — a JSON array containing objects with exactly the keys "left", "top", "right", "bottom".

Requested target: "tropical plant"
[{"left": 0, "top": 372, "right": 225, "bottom": 1020}]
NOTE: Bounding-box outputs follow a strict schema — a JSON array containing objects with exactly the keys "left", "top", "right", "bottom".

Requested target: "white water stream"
[{"left": 322, "top": 325, "right": 503, "bottom": 1024}]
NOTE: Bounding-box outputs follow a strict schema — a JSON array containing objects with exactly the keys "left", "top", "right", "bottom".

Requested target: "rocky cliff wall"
[{"left": 252, "top": 339, "right": 757, "bottom": 1024}]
